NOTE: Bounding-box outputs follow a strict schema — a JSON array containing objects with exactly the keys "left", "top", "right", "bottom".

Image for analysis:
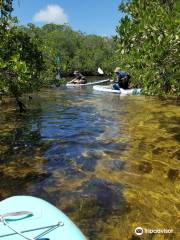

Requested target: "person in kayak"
[
  {"left": 113, "top": 67, "right": 131, "bottom": 90},
  {"left": 69, "top": 71, "right": 87, "bottom": 84}
]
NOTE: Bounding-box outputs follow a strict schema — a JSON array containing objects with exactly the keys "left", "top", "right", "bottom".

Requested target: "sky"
[{"left": 12, "top": 0, "right": 123, "bottom": 36}]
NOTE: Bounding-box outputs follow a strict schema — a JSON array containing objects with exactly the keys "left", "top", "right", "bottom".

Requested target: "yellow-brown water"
[{"left": 0, "top": 86, "right": 179, "bottom": 240}]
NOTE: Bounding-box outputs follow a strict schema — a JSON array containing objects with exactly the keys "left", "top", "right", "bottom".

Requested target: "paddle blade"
[{"left": 98, "top": 67, "right": 104, "bottom": 75}]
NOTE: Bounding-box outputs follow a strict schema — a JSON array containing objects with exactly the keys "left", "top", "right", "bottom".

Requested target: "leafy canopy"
[{"left": 115, "top": 0, "right": 180, "bottom": 96}]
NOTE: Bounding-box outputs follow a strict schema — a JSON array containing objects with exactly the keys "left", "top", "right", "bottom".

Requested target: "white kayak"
[
  {"left": 66, "top": 79, "right": 110, "bottom": 87},
  {"left": 93, "top": 85, "right": 141, "bottom": 95},
  {"left": 0, "top": 196, "right": 86, "bottom": 240}
]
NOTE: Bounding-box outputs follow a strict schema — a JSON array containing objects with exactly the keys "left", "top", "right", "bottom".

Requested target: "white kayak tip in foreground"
[{"left": 0, "top": 195, "right": 87, "bottom": 240}]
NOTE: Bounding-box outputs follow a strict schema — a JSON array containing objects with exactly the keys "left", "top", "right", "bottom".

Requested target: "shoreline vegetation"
[{"left": 0, "top": 0, "right": 179, "bottom": 111}]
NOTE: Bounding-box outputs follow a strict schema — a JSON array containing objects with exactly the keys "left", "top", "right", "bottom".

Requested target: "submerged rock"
[
  {"left": 76, "top": 177, "right": 128, "bottom": 216},
  {"left": 45, "top": 143, "right": 100, "bottom": 173},
  {"left": 0, "top": 171, "right": 4, "bottom": 178},
  {"left": 104, "top": 159, "right": 125, "bottom": 171},
  {"left": 138, "top": 161, "right": 153, "bottom": 174},
  {"left": 24, "top": 172, "right": 51, "bottom": 182},
  {"left": 152, "top": 147, "right": 164, "bottom": 155},
  {"left": 167, "top": 169, "right": 179, "bottom": 181},
  {"left": 0, "top": 171, "right": 51, "bottom": 200},
  {"left": 130, "top": 235, "right": 141, "bottom": 240},
  {"left": 57, "top": 177, "right": 131, "bottom": 240},
  {"left": 172, "top": 149, "right": 180, "bottom": 160},
  {"left": 76, "top": 152, "right": 100, "bottom": 171}
]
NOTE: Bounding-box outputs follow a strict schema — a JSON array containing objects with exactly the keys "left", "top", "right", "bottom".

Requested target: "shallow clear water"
[{"left": 0, "top": 84, "right": 179, "bottom": 240}]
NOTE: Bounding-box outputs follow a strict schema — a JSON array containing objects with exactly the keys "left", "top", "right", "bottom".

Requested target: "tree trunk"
[{"left": 15, "top": 96, "right": 27, "bottom": 112}]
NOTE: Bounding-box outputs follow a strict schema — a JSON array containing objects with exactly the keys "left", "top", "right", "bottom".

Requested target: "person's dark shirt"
[
  {"left": 115, "top": 71, "right": 130, "bottom": 89},
  {"left": 75, "top": 73, "right": 85, "bottom": 80},
  {"left": 116, "top": 71, "right": 128, "bottom": 80}
]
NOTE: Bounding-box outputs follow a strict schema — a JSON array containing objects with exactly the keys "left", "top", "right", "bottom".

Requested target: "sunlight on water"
[{"left": 0, "top": 85, "right": 179, "bottom": 240}]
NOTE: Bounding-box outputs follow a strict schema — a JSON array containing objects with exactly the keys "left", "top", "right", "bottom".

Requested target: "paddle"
[
  {"left": 97, "top": 67, "right": 104, "bottom": 75},
  {"left": 98, "top": 68, "right": 114, "bottom": 84}
]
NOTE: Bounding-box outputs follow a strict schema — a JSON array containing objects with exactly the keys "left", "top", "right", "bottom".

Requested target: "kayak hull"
[
  {"left": 0, "top": 196, "right": 86, "bottom": 240},
  {"left": 93, "top": 85, "right": 141, "bottom": 95},
  {"left": 66, "top": 79, "right": 110, "bottom": 87}
]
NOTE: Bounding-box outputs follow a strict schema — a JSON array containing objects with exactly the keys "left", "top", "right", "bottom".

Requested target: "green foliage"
[
  {"left": 1, "top": 0, "right": 115, "bottom": 98},
  {"left": 0, "top": 0, "right": 13, "bottom": 17},
  {"left": 115, "top": 0, "right": 180, "bottom": 96},
  {"left": 0, "top": 18, "right": 44, "bottom": 98},
  {"left": 22, "top": 24, "right": 115, "bottom": 83}
]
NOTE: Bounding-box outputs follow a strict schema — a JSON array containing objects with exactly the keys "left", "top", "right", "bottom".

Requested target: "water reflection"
[{"left": 0, "top": 86, "right": 179, "bottom": 239}]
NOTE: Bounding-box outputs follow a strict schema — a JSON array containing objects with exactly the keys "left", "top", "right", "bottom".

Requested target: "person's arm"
[
  {"left": 113, "top": 73, "right": 120, "bottom": 83},
  {"left": 120, "top": 72, "right": 129, "bottom": 80},
  {"left": 68, "top": 77, "right": 78, "bottom": 83}
]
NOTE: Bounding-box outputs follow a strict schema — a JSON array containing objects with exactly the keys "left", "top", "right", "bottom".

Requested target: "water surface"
[{"left": 0, "top": 84, "right": 179, "bottom": 240}]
